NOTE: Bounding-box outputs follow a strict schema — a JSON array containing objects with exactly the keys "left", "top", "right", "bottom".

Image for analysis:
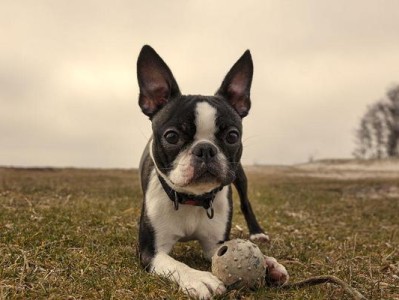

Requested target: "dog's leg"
[
  {"left": 234, "top": 163, "right": 270, "bottom": 242},
  {"left": 151, "top": 251, "right": 225, "bottom": 299},
  {"left": 139, "top": 222, "right": 225, "bottom": 300},
  {"left": 139, "top": 202, "right": 226, "bottom": 299}
]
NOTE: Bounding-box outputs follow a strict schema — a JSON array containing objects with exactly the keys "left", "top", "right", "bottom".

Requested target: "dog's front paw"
[
  {"left": 179, "top": 269, "right": 225, "bottom": 299},
  {"left": 250, "top": 232, "right": 270, "bottom": 243},
  {"left": 264, "top": 256, "right": 289, "bottom": 286}
]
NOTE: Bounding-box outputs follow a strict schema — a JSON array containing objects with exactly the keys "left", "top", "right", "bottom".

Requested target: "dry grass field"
[{"left": 1, "top": 160, "right": 398, "bottom": 299}]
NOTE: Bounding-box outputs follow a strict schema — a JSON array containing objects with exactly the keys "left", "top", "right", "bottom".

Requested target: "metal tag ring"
[
  {"left": 206, "top": 207, "right": 214, "bottom": 219},
  {"left": 206, "top": 199, "right": 214, "bottom": 219}
]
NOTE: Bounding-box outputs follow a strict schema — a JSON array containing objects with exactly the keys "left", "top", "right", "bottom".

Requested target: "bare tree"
[
  {"left": 386, "top": 85, "right": 399, "bottom": 157},
  {"left": 354, "top": 84, "right": 399, "bottom": 159},
  {"left": 353, "top": 114, "right": 372, "bottom": 159}
]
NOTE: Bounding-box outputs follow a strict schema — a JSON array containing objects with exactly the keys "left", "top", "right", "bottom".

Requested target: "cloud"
[{"left": 1, "top": 0, "right": 399, "bottom": 167}]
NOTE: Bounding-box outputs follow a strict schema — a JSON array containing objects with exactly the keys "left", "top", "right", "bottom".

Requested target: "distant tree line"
[{"left": 354, "top": 84, "right": 399, "bottom": 159}]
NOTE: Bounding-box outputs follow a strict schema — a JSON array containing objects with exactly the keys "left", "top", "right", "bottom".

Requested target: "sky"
[{"left": 1, "top": 0, "right": 399, "bottom": 168}]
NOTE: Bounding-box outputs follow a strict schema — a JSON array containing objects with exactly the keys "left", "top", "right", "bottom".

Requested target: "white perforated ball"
[{"left": 211, "top": 239, "right": 266, "bottom": 288}]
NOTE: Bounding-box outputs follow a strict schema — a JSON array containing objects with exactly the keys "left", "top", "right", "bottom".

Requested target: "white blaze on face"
[{"left": 194, "top": 101, "right": 217, "bottom": 142}]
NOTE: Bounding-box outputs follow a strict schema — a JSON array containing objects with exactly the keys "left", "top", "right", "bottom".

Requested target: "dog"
[{"left": 136, "top": 45, "right": 286, "bottom": 299}]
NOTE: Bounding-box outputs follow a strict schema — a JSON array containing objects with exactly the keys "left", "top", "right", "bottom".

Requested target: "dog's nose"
[{"left": 192, "top": 142, "right": 218, "bottom": 161}]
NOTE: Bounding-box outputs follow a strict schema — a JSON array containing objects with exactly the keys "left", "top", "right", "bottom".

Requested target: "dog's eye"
[
  {"left": 164, "top": 130, "right": 179, "bottom": 144},
  {"left": 226, "top": 129, "right": 240, "bottom": 144}
]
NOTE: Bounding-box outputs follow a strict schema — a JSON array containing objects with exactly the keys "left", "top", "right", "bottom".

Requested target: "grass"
[{"left": 0, "top": 166, "right": 398, "bottom": 299}]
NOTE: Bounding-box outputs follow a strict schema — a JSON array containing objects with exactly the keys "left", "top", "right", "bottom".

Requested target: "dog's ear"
[
  {"left": 216, "top": 50, "right": 253, "bottom": 118},
  {"left": 137, "top": 45, "right": 181, "bottom": 118}
]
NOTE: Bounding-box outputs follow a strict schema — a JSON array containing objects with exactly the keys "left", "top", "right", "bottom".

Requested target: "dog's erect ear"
[
  {"left": 137, "top": 45, "right": 181, "bottom": 117},
  {"left": 216, "top": 50, "right": 253, "bottom": 118}
]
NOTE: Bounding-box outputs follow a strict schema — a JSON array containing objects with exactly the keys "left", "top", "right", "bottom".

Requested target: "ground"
[{"left": 0, "top": 160, "right": 398, "bottom": 299}]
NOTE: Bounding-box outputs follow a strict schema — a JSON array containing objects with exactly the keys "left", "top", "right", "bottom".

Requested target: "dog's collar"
[{"left": 157, "top": 175, "right": 223, "bottom": 219}]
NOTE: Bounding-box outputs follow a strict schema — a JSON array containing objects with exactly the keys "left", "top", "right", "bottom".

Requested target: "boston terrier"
[{"left": 136, "top": 45, "right": 286, "bottom": 299}]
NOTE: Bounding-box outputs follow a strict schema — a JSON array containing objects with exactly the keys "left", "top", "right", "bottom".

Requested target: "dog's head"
[{"left": 137, "top": 45, "right": 253, "bottom": 195}]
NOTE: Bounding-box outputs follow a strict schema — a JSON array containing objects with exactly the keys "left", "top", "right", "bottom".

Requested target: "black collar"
[{"left": 157, "top": 175, "right": 223, "bottom": 219}]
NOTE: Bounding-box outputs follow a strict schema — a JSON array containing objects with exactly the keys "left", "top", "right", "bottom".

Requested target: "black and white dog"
[{"left": 136, "top": 45, "right": 286, "bottom": 299}]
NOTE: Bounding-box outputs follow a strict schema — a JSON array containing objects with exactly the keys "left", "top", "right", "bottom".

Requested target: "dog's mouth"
[
  {"left": 190, "top": 161, "right": 233, "bottom": 186},
  {"left": 194, "top": 161, "right": 218, "bottom": 177},
  {"left": 193, "top": 169, "right": 218, "bottom": 183},
  {"left": 174, "top": 164, "right": 220, "bottom": 185}
]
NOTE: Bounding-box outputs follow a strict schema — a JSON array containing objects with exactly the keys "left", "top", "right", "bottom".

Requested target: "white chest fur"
[{"left": 145, "top": 169, "right": 231, "bottom": 256}]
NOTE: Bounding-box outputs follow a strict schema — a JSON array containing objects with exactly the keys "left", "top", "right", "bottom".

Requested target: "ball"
[{"left": 211, "top": 239, "right": 266, "bottom": 289}]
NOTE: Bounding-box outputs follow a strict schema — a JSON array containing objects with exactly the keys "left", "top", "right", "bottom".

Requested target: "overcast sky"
[{"left": 1, "top": 0, "right": 399, "bottom": 168}]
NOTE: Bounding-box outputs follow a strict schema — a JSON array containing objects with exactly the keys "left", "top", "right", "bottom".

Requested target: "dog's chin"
[
  {"left": 170, "top": 170, "right": 233, "bottom": 196},
  {"left": 170, "top": 177, "right": 219, "bottom": 195}
]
